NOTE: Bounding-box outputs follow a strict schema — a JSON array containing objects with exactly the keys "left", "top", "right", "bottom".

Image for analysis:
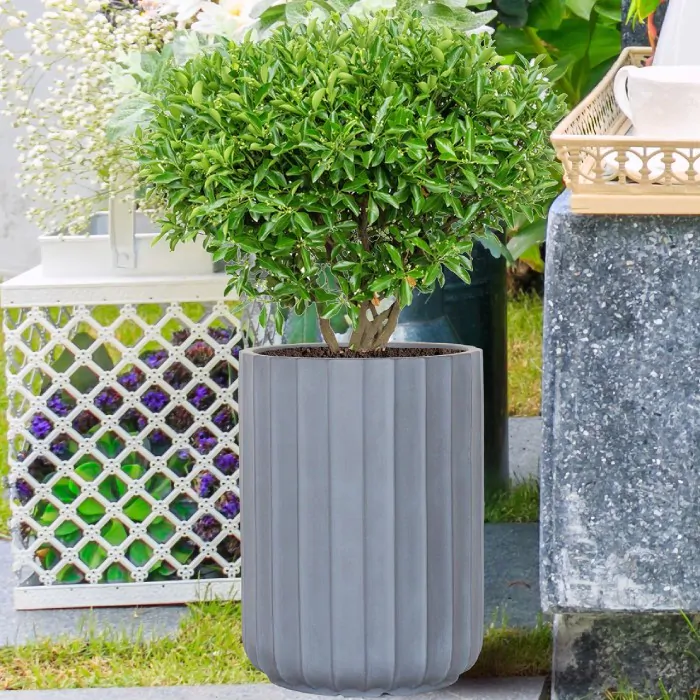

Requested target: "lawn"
[
  {"left": 0, "top": 600, "right": 550, "bottom": 690},
  {"left": 507, "top": 293, "right": 543, "bottom": 417}
]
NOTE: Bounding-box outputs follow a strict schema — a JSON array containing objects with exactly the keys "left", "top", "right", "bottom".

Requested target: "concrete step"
[{"left": 0, "top": 677, "right": 548, "bottom": 699}]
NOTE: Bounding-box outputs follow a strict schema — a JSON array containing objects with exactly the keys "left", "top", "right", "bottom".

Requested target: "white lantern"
[{"left": 1, "top": 196, "right": 253, "bottom": 610}]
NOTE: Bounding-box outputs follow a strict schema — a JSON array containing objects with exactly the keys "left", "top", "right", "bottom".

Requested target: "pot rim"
[{"left": 241, "top": 341, "right": 481, "bottom": 360}]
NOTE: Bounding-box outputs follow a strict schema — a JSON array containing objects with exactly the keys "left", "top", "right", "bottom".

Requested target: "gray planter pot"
[{"left": 239, "top": 343, "right": 484, "bottom": 697}]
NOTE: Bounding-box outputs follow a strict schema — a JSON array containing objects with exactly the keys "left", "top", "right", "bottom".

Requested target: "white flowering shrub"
[
  {"left": 0, "top": 0, "right": 177, "bottom": 234},
  {"left": 0, "top": 0, "right": 494, "bottom": 235}
]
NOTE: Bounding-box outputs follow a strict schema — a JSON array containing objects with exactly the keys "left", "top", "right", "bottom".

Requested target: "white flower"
[
  {"left": 465, "top": 24, "right": 493, "bottom": 36},
  {"left": 156, "top": 0, "right": 207, "bottom": 22},
  {"left": 190, "top": 0, "right": 257, "bottom": 40},
  {"left": 344, "top": 0, "right": 395, "bottom": 20},
  {"left": 172, "top": 29, "right": 203, "bottom": 64},
  {"left": 110, "top": 64, "right": 140, "bottom": 95}
]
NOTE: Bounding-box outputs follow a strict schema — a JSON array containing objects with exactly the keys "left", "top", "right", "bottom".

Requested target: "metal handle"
[{"left": 108, "top": 191, "right": 136, "bottom": 269}]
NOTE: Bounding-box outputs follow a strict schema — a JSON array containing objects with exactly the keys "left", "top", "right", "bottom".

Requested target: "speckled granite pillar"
[
  {"left": 541, "top": 192, "right": 700, "bottom": 697},
  {"left": 553, "top": 614, "right": 700, "bottom": 699}
]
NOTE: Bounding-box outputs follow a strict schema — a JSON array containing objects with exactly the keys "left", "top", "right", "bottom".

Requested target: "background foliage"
[{"left": 492, "top": 0, "right": 623, "bottom": 273}]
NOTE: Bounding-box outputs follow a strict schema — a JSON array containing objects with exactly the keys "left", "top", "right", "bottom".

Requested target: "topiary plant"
[{"left": 135, "top": 12, "right": 565, "bottom": 354}]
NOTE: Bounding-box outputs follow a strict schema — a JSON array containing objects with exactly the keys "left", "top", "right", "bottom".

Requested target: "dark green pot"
[{"left": 393, "top": 242, "right": 509, "bottom": 490}]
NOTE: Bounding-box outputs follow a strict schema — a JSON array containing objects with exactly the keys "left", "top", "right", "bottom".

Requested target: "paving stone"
[
  {"left": 485, "top": 524, "right": 542, "bottom": 628},
  {"left": 508, "top": 418, "right": 541, "bottom": 483},
  {"left": 0, "top": 677, "right": 547, "bottom": 699},
  {"left": 0, "top": 542, "right": 188, "bottom": 645}
]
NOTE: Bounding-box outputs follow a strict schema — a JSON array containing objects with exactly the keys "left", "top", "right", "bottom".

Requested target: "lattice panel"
[{"left": 4, "top": 301, "right": 247, "bottom": 590}]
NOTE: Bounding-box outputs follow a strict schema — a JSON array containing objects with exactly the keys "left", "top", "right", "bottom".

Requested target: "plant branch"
[
  {"left": 372, "top": 301, "right": 401, "bottom": 348},
  {"left": 319, "top": 317, "right": 340, "bottom": 353}
]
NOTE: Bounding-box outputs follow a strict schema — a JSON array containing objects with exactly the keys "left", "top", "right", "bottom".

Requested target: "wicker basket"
[{"left": 552, "top": 47, "right": 700, "bottom": 215}]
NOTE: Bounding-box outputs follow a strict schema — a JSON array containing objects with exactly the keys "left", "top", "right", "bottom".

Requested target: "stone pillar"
[{"left": 541, "top": 192, "right": 700, "bottom": 698}]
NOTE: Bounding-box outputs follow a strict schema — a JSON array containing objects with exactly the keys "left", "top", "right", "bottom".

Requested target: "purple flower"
[
  {"left": 118, "top": 367, "right": 145, "bottom": 391},
  {"left": 193, "top": 514, "right": 221, "bottom": 542},
  {"left": 217, "top": 491, "right": 240, "bottom": 519},
  {"left": 208, "top": 327, "right": 234, "bottom": 344},
  {"left": 29, "top": 414, "right": 53, "bottom": 440},
  {"left": 143, "top": 349, "right": 168, "bottom": 369},
  {"left": 210, "top": 361, "right": 234, "bottom": 388},
  {"left": 177, "top": 449, "right": 192, "bottom": 463},
  {"left": 15, "top": 479, "right": 33, "bottom": 505},
  {"left": 149, "top": 429, "right": 170, "bottom": 448},
  {"left": 47, "top": 394, "right": 72, "bottom": 417},
  {"left": 166, "top": 406, "right": 194, "bottom": 433},
  {"left": 198, "top": 472, "right": 217, "bottom": 498},
  {"left": 213, "top": 450, "right": 239, "bottom": 475},
  {"left": 189, "top": 384, "right": 214, "bottom": 410},
  {"left": 163, "top": 362, "right": 190, "bottom": 390},
  {"left": 142, "top": 389, "right": 169, "bottom": 413},
  {"left": 73, "top": 410, "right": 99, "bottom": 435},
  {"left": 121, "top": 408, "right": 147, "bottom": 433},
  {"left": 94, "top": 387, "right": 123, "bottom": 415},
  {"left": 172, "top": 329, "right": 191, "bottom": 346},
  {"left": 232, "top": 346, "right": 241, "bottom": 359},
  {"left": 50, "top": 436, "right": 72, "bottom": 459},
  {"left": 213, "top": 407, "right": 235, "bottom": 432},
  {"left": 192, "top": 428, "right": 217, "bottom": 454},
  {"left": 186, "top": 340, "right": 215, "bottom": 367}
]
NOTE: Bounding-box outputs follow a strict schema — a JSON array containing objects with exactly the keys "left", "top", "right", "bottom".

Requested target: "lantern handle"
[{"left": 108, "top": 191, "right": 136, "bottom": 269}]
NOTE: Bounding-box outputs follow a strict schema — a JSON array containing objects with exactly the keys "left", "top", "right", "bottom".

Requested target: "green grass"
[
  {"left": 0, "top": 323, "right": 9, "bottom": 540},
  {"left": 507, "top": 292, "right": 543, "bottom": 417},
  {"left": 485, "top": 478, "right": 539, "bottom": 524},
  {"left": 0, "top": 600, "right": 550, "bottom": 690}
]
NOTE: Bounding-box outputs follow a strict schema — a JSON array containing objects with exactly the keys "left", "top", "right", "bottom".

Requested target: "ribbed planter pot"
[{"left": 239, "top": 342, "right": 484, "bottom": 697}]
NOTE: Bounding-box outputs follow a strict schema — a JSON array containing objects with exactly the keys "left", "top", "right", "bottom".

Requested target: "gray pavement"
[
  {"left": 0, "top": 677, "right": 548, "bottom": 699},
  {"left": 508, "top": 417, "right": 541, "bottom": 483}
]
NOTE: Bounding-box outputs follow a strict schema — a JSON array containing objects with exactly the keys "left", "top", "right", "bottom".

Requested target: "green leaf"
[
  {"left": 124, "top": 497, "right": 151, "bottom": 522},
  {"left": 128, "top": 541, "right": 152, "bottom": 567},
  {"left": 367, "top": 197, "right": 379, "bottom": 226},
  {"left": 148, "top": 517, "right": 176, "bottom": 544},
  {"left": 565, "top": 0, "right": 595, "bottom": 19},
  {"left": 52, "top": 478, "right": 79, "bottom": 504},
  {"left": 102, "top": 520, "right": 129, "bottom": 546},
  {"left": 311, "top": 88, "right": 326, "bottom": 110},
  {"left": 56, "top": 565, "right": 84, "bottom": 584},
  {"left": 191, "top": 81, "right": 204, "bottom": 105},
  {"left": 384, "top": 244, "right": 404, "bottom": 270},
  {"left": 284, "top": 306, "right": 321, "bottom": 343},
  {"left": 435, "top": 138, "right": 457, "bottom": 160},
  {"left": 399, "top": 278, "right": 413, "bottom": 307},
  {"left": 105, "top": 564, "right": 129, "bottom": 583},
  {"left": 55, "top": 520, "right": 80, "bottom": 538},
  {"left": 80, "top": 542, "right": 107, "bottom": 569},
  {"left": 507, "top": 219, "right": 546, "bottom": 261},
  {"left": 75, "top": 461, "right": 102, "bottom": 482}
]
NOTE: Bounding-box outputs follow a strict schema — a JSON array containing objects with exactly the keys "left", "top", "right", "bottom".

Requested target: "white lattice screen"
[{"left": 1, "top": 274, "right": 259, "bottom": 609}]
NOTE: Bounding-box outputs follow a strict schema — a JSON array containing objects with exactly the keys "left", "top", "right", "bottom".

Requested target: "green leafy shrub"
[{"left": 137, "top": 13, "right": 565, "bottom": 352}]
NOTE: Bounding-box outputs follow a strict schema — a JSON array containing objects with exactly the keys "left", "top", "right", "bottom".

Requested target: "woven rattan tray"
[{"left": 552, "top": 47, "right": 700, "bottom": 215}]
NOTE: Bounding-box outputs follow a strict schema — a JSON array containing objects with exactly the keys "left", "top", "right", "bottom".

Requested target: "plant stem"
[{"left": 318, "top": 317, "right": 340, "bottom": 353}]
